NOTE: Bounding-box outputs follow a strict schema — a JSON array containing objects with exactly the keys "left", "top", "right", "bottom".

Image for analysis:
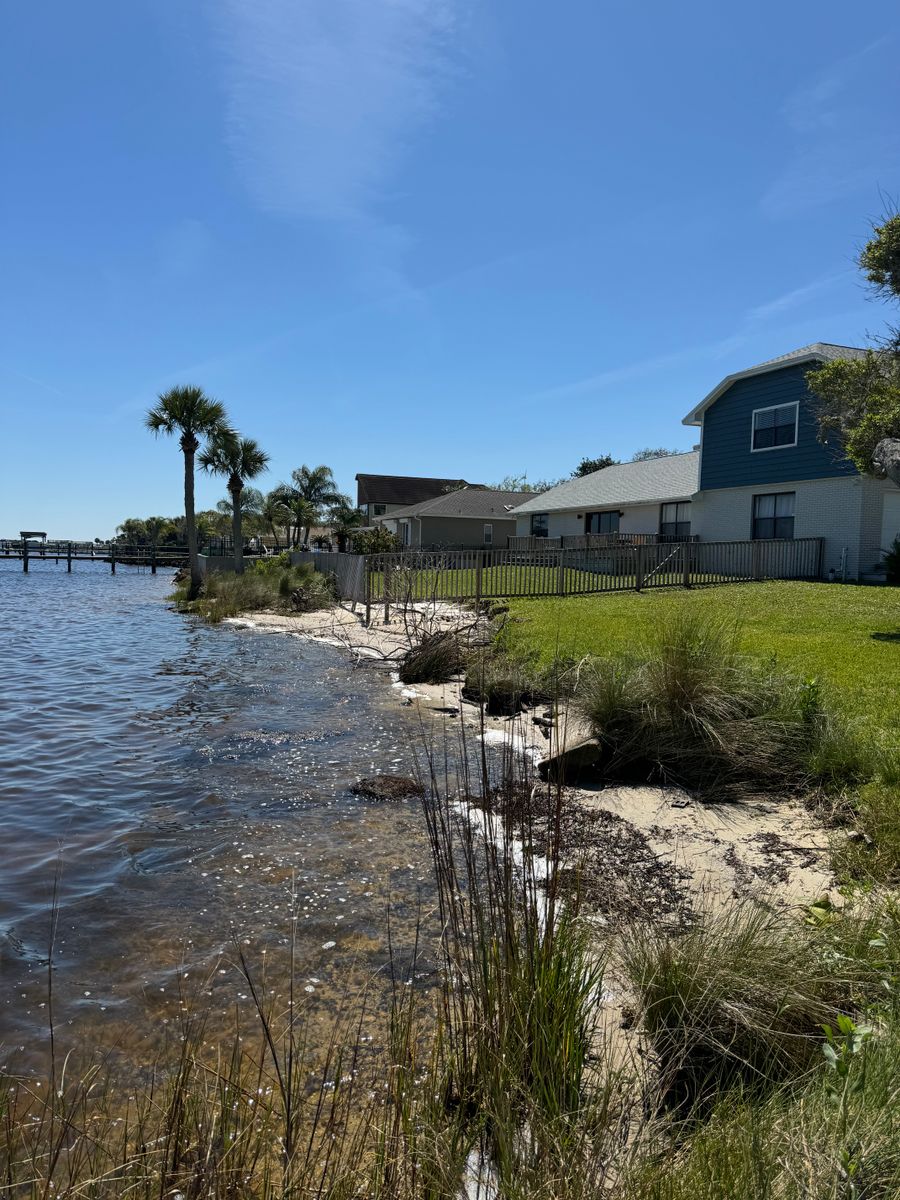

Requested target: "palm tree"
[
  {"left": 329, "top": 499, "right": 363, "bottom": 552},
  {"left": 199, "top": 433, "right": 270, "bottom": 573},
  {"left": 145, "top": 386, "right": 230, "bottom": 599},
  {"left": 272, "top": 465, "right": 342, "bottom": 549},
  {"left": 260, "top": 490, "right": 287, "bottom": 550},
  {"left": 276, "top": 494, "right": 319, "bottom": 549}
]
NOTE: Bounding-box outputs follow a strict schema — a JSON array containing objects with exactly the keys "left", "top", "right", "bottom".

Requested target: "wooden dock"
[{"left": 1, "top": 540, "right": 188, "bottom": 574}]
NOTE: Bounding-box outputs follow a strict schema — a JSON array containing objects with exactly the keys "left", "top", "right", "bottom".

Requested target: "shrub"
[
  {"left": 879, "top": 533, "right": 900, "bottom": 584},
  {"left": 398, "top": 631, "right": 464, "bottom": 684},
  {"left": 173, "top": 559, "right": 334, "bottom": 622},
  {"left": 574, "top": 612, "right": 859, "bottom": 794},
  {"left": 350, "top": 527, "right": 401, "bottom": 554}
]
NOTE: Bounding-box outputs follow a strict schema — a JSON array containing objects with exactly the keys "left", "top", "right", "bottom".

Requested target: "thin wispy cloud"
[
  {"left": 212, "top": 0, "right": 464, "bottom": 223},
  {"left": 745, "top": 270, "right": 850, "bottom": 323},
  {"left": 762, "top": 37, "right": 896, "bottom": 218},
  {"left": 525, "top": 273, "right": 853, "bottom": 407}
]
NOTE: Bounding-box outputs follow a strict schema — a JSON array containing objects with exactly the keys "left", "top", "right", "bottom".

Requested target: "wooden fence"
[
  {"left": 292, "top": 539, "right": 823, "bottom": 621},
  {"left": 291, "top": 551, "right": 368, "bottom": 604},
  {"left": 507, "top": 532, "right": 698, "bottom": 551}
]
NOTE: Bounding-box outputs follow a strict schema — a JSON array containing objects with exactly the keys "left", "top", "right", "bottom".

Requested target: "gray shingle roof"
[
  {"left": 512, "top": 453, "right": 699, "bottom": 514},
  {"left": 386, "top": 487, "right": 533, "bottom": 521},
  {"left": 682, "top": 343, "right": 868, "bottom": 425},
  {"left": 750, "top": 342, "right": 868, "bottom": 370}
]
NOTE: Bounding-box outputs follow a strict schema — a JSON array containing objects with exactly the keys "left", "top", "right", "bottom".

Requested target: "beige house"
[{"left": 379, "top": 487, "right": 532, "bottom": 549}]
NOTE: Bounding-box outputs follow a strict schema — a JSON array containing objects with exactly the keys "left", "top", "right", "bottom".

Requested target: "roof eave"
[{"left": 681, "top": 352, "right": 827, "bottom": 426}]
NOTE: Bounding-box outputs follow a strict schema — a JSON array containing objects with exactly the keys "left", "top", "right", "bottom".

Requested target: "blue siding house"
[
  {"left": 512, "top": 342, "right": 899, "bottom": 581},
  {"left": 683, "top": 344, "right": 896, "bottom": 579}
]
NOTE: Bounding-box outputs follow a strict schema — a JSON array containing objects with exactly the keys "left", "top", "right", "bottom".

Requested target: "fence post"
[
  {"left": 383, "top": 557, "right": 391, "bottom": 625},
  {"left": 681, "top": 540, "right": 690, "bottom": 588},
  {"left": 635, "top": 544, "right": 644, "bottom": 591},
  {"left": 751, "top": 540, "right": 762, "bottom": 581},
  {"left": 557, "top": 548, "right": 565, "bottom": 595},
  {"left": 365, "top": 557, "right": 372, "bottom": 627},
  {"left": 475, "top": 554, "right": 483, "bottom": 606}
]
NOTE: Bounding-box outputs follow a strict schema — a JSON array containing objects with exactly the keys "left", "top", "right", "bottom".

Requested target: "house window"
[
  {"left": 483, "top": 523, "right": 493, "bottom": 546},
  {"left": 584, "top": 511, "right": 620, "bottom": 535},
  {"left": 752, "top": 492, "right": 795, "bottom": 539},
  {"left": 401, "top": 521, "right": 410, "bottom": 545},
  {"left": 751, "top": 403, "right": 798, "bottom": 451},
  {"left": 531, "top": 513, "right": 549, "bottom": 538},
  {"left": 373, "top": 503, "right": 387, "bottom": 516},
  {"left": 660, "top": 501, "right": 691, "bottom": 539}
]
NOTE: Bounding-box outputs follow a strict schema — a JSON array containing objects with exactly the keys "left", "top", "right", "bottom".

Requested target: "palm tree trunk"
[
  {"left": 183, "top": 445, "right": 201, "bottom": 600},
  {"left": 231, "top": 482, "right": 244, "bottom": 574}
]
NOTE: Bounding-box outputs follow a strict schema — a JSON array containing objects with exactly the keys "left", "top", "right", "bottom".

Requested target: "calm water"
[{"left": 0, "top": 560, "right": 437, "bottom": 1072}]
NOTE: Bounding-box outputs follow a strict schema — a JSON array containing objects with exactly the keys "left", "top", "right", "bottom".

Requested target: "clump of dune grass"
[
  {"left": 618, "top": 899, "right": 888, "bottom": 1111},
  {"left": 398, "top": 630, "right": 464, "bottom": 684},
  {"left": 574, "top": 611, "right": 861, "bottom": 794},
  {"left": 625, "top": 1010, "right": 900, "bottom": 1200},
  {"left": 461, "top": 647, "right": 553, "bottom": 714},
  {"left": 173, "top": 555, "right": 335, "bottom": 623},
  {"left": 832, "top": 780, "right": 900, "bottom": 885}
]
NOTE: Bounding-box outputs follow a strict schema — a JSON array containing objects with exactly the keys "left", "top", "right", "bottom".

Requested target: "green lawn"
[{"left": 506, "top": 582, "right": 900, "bottom": 741}]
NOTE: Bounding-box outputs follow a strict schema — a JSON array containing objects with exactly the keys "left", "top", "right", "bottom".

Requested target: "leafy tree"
[
  {"left": 631, "top": 447, "right": 680, "bottom": 461},
  {"left": 808, "top": 211, "right": 900, "bottom": 485},
  {"left": 200, "top": 433, "right": 270, "bottom": 573},
  {"left": 573, "top": 454, "right": 619, "bottom": 477},
  {"left": 145, "top": 386, "right": 231, "bottom": 599},
  {"left": 116, "top": 517, "right": 148, "bottom": 544},
  {"left": 490, "top": 474, "right": 562, "bottom": 493},
  {"left": 351, "top": 526, "right": 401, "bottom": 554}
]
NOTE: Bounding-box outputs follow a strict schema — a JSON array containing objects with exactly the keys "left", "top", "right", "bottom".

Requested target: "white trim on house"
[{"left": 749, "top": 401, "right": 799, "bottom": 453}]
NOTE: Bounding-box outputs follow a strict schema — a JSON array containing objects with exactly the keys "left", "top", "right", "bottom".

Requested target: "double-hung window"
[
  {"left": 659, "top": 501, "right": 691, "bottom": 539},
  {"left": 584, "top": 511, "right": 620, "bottom": 535},
  {"left": 531, "top": 513, "right": 549, "bottom": 538},
  {"left": 751, "top": 403, "right": 798, "bottom": 451},
  {"left": 483, "top": 523, "right": 493, "bottom": 546},
  {"left": 752, "top": 492, "right": 795, "bottom": 540},
  {"left": 373, "top": 503, "right": 387, "bottom": 516}
]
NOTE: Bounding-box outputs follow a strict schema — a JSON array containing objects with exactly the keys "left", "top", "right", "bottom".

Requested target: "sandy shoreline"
[{"left": 227, "top": 602, "right": 836, "bottom": 919}]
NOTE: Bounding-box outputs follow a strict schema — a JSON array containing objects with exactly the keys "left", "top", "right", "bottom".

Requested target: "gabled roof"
[
  {"left": 512, "top": 453, "right": 699, "bottom": 514},
  {"left": 386, "top": 487, "right": 533, "bottom": 522},
  {"left": 682, "top": 343, "right": 868, "bottom": 426},
  {"left": 356, "top": 473, "right": 469, "bottom": 506}
]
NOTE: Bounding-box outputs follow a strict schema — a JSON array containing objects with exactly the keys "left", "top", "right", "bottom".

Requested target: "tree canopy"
[
  {"left": 631, "top": 447, "right": 681, "bottom": 461},
  {"left": 808, "top": 210, "right": 900, "bottom": 484},
  {"left": 573, "top": 454, "right": 618, "bottom": 477}
]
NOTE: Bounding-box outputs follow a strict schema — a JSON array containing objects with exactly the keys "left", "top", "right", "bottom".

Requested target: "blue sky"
[{"left": 1, "top": 1, "right": 898, "bottom": 538}]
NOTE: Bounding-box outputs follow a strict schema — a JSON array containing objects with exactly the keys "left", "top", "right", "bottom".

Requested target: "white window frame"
[
  {"left": 483, "top": 523, "right": 493, "bottom": 546},
  {"left": 750, "top": 402, "right": 799, "bottom": 453}
]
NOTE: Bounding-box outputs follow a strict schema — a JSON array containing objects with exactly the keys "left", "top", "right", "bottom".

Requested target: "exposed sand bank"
[{"left": 229, "top": 601, "right": 835, "bottom": 916}]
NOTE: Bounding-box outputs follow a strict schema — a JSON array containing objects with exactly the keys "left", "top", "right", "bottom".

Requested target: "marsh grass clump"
[
  {"left": 626, "top": 1010, "right": 900, "bottom": 1200},
  {"left": 619, "top": 901, "right": 878, "bottom": 1111},
  {"left": 172, "top": 555, "right": 335, "bottom": 622},
  {"left": 398, "top": 630, "right": 464, "bottom": 684},
  {"left": 832, "top": 780, "right": 900, "bottom": 884},
  {"left": 461, "top": 647, "right": 553, "bottom": 714},
  {"left": 575, "top": 611, "right": 860, "bottom": 794}
]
